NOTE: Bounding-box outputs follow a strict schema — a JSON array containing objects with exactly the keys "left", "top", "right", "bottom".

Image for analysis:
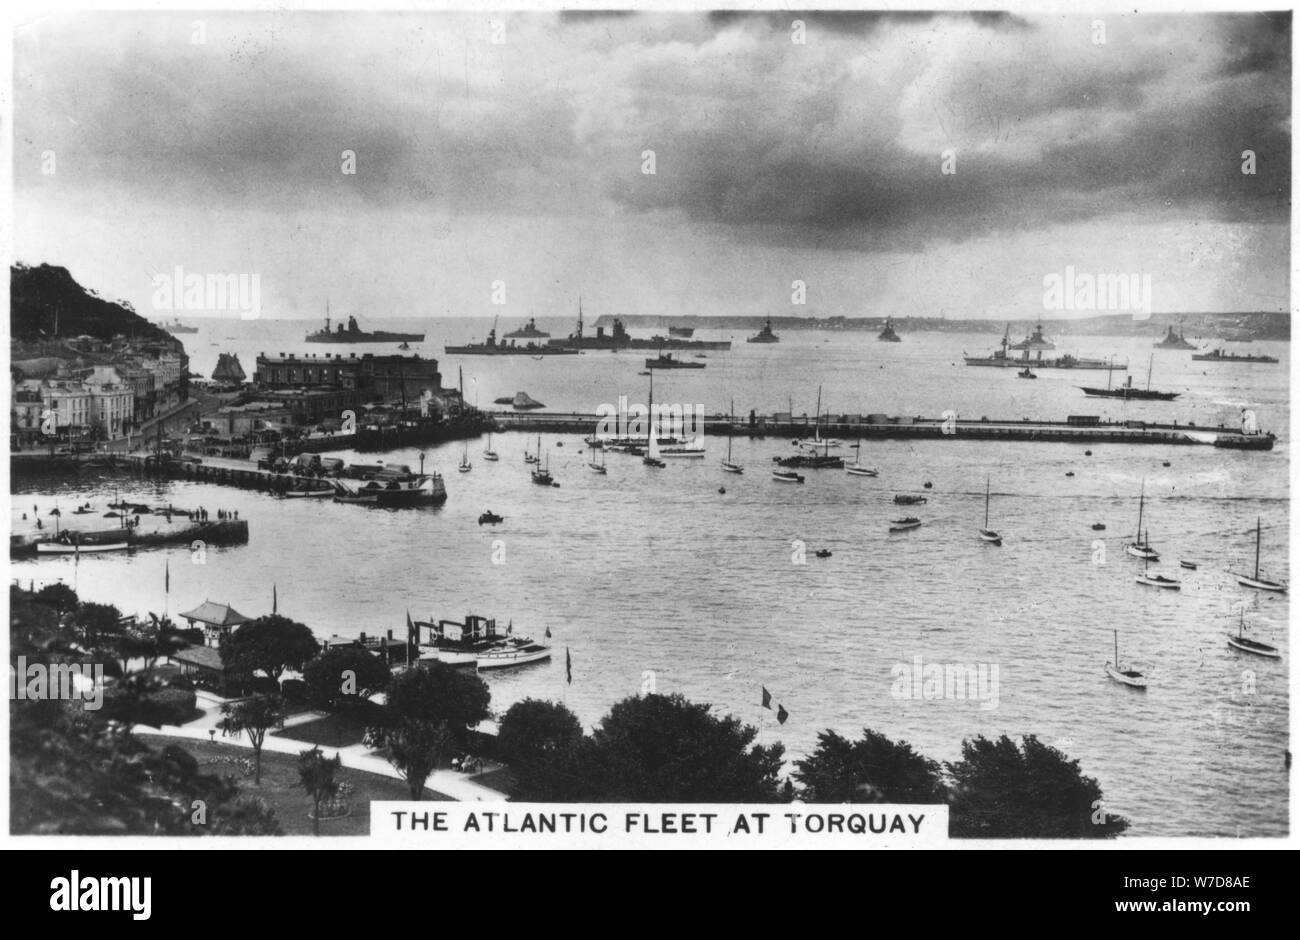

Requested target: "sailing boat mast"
[
  {"left": 1146, "top": 354, "right": 1154, "bottom": 392},
  {"left": 1113, "top": 629, "right": 1119, "bottom": 667},
  {"left": 647, "top": 369, "right": 655, "bottom": 453},
  {"left": 1136, "top": 481, "right": 1146, "bottom": 542},
  {"left": 814, "top": 385, "right": 821, "bottom": 444},
  {"left": 984, "top": 478, "right": 991, "bottom": 528},
  {"left": 727, "top": 399, "right": 734, "bottom": 463},
  {"left": 1255, "top": 516, "right": 1262, "bottom": 580}
]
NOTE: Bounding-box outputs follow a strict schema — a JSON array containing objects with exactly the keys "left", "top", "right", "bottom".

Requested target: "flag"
[
  {"left": 777, "top": 704, "right": 789, "bottom": 725},
  {"left": 565, "top": 647, "right": 572, "bottom": 685},
  {"left": 272, "top": 583, "right": 278, "bottom": 615},
  {"left": 406, "top": 610, "right": 415, "bottom": 667},
  {"left": 164, "top": 558, "right": 170, "bottom": 594},
  {"left": 761, "top": 686, "right": 772, "bottom": 710},
  {"left": 544, "top": 625, "right": 552, "bottom": 639}
]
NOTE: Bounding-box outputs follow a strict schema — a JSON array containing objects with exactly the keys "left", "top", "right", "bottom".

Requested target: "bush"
[
  {"left": 148, "top": 688, "right": 197, "bottom": 725},
  {"left": 165, "top": 674, "right": 195, "bottom": 691},
  {"left": 248, "top": 675, "right": 281, "bottom": 696}
]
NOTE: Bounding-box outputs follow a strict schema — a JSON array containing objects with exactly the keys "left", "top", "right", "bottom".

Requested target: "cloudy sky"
[{"left": 12, "top": 9, "right": 1291, "bottom": 320}]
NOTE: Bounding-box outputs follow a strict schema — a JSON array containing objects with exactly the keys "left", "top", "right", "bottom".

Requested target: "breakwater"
[{"left": 487, "top": 411, "right": 1276, "bottom": 450}]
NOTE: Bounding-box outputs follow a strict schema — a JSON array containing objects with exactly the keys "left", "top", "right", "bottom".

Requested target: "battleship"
[
  {"left": 503, "top": 316, "right": 550, "bottom": 340},
  {"left": 747, "top": 316, "right": 780, "bottom": 344},
  {"left": 547, "top": 302, "right": 730, "bottom": 351},
  {"left": 1154, "top": 323, "right": 1198, "bottom": 350},
  {"left": 964, "top": 324, "right": 1122, "bottom": 370},
  {"left": 1192, "top": 348, "right": 1279, "bottom": 364},
  {"left": 446, "top": 324, "right": 578, "bottom": 356},
  {"left": 1010, "top": 322, "right": 1055, "bottom": 350},
  {"left": 306, "top": 306, "right": 424, "bottom": 344}
]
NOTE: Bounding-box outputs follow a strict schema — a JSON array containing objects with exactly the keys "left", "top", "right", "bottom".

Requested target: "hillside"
[{"left": 10, "top": 263, "right": 181, "bottom": 349}]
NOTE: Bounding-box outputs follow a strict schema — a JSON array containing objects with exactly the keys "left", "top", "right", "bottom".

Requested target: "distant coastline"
[{"left": 593, "top": 312, "right": 1290, "bottom": 342}]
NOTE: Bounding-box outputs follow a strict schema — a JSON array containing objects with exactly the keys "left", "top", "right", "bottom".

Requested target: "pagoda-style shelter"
[{"left": 180, "top": 600, "right": 251, "bottom": 647}]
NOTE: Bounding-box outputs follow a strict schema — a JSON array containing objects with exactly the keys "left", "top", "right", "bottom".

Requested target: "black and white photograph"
[{"left": 5, "top": 1, "right": 1292, "bottom": 861}]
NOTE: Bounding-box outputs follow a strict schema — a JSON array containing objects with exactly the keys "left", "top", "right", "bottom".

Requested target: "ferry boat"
[
  {"left": 668, "top": 326, "right": 695, "bottom": 338},
  {"left": 164, "top": 318, "right": 198, "bottom": 334},
  {"left": 893, "top": 494, "right": 927, "bottom": 505},
  {"left": 1191, "top": 348, "right": 1279, "bottom": 364},
  {"left": 334, "top": 474, "right": 447, "bottom": 507},
  {"left": 877, "top": 317, "right": 902, "bottom": 342},
  {"left": 415, "top": 614, "right": 552, "bottom": 669},
  {"left": 747, "top": 316, "right": 780, "bottom": 344},
  {"left": 964, "top": 324, "right": 1121, "bottom": 370},
  {"left": 306, "top": 306, "right": 424, "bottom": 344},
  {"left": 503, "top": 316, "right": 550, "bottom": 340},
  {"left": 1154, "top": 323, "right": 1197, "bottom": 350}
]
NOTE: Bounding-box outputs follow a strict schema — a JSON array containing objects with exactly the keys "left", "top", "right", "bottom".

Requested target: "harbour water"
[{"left": 11, "top": 319, "right": 1289, "bottom": 836}]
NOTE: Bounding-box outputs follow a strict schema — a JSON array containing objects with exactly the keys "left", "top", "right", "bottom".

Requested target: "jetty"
[{"left": 487, "top": 411, "right": 1276, "bottom": 450}]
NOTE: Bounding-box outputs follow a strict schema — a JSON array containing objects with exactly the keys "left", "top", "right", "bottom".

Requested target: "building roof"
[
  {"left": 179, "top": 600, "right": 251, "bottom": 628},
  {"left": 170, "top": 644, "right": 224, "bottom": 672}
]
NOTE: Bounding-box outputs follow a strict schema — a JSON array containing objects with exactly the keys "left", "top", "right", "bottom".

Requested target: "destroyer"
[{"left": 1192, "top": 348, "right": 1279, "bottom": 364}]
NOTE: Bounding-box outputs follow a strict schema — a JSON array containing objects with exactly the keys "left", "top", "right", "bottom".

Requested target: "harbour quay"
[{"left": 490, "top": 411, "right": 1276, "bottom": 450}]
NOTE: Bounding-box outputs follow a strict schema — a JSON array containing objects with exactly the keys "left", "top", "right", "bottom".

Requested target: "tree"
[
  {"left": 385, "top": 661, "right": 490, "bottom": 742},
  {"left": 219, "top": 615, "right": 320, "bottom": 686},
  {"left": 11, "top": 699, "right": 280, "bottom": 835},
  {"left": 378, "top": 663, "right": 490, "bottom": 799},
  {"left": 72, "top": 601, "right": 124, "bottom": 647},
  {"left": 216, "top": 694, "right": 285, "bottom": 785},
  {"left": 302, "top": 646, "right": 391, "bottom": 712},
  {"left": 385, "top": 717, "right": 453, "bottom": 800},
  {"left": 794, "top": 729, "right": 946, "bottom": 804},
  {"left": 947, "top": 734, "right": 1129, "bottom": 838},
  {"left": 34, "top": 582, "right": 79, "bottom": 616},
  {"left": 498, "top": 699, "right": 586, "bottom": 800},
  {"left": 584, "top": 693, "right": 785, "bottom": 802},
  {"left": 298, "top": 747, "right": 341, "bottom": 836}
]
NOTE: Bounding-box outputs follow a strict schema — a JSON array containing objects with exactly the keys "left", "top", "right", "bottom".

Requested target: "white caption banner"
[{"left": 372, "top": 803, "right": 949, "bottom": 849}]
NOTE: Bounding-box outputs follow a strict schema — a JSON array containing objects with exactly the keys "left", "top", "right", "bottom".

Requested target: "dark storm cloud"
[{"left": 12, "top": 11, "right": 1291, "bottom": 255}]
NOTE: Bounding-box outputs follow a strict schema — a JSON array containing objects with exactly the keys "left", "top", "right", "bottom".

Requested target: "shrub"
[{"left": 148, "top": 688, "right": 197, "bottom": 725}]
